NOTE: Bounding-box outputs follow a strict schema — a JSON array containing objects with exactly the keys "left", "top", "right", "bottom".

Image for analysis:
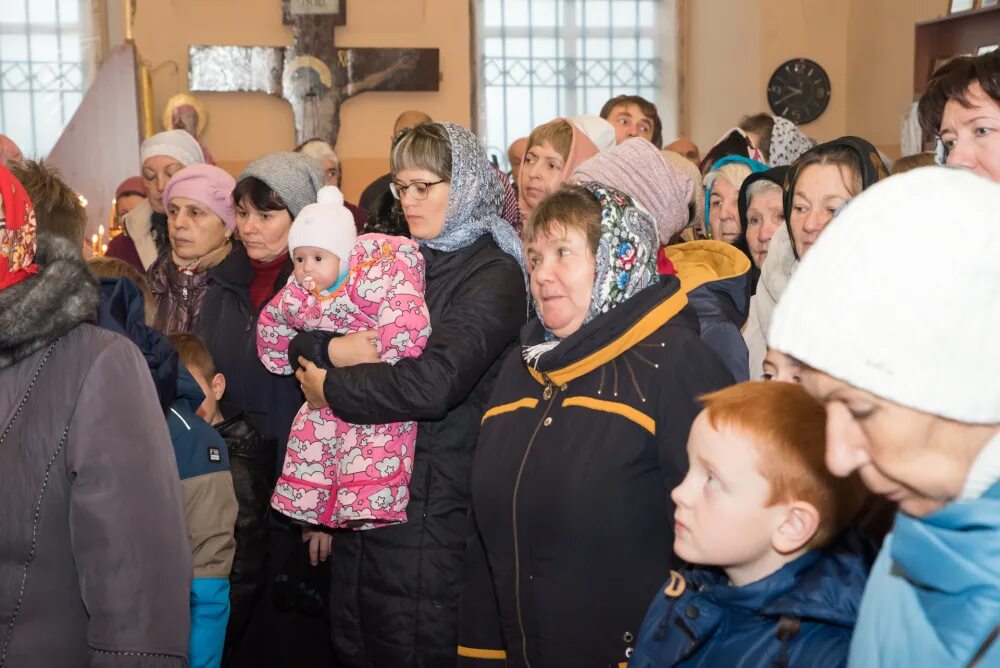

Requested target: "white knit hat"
[
  {"left": 287, "top": 185, "right": 357, "bottom": 262},
  {"left": 140, "top": 129, "right": 205, "bottom": 166},
  {"left": 769, "top": 167, "right": 1000, "bottom": 424}
]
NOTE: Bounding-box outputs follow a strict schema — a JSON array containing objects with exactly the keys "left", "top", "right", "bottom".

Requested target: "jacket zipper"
[{"left": 512, "top": 379, "right": 558, "bottom": 668}]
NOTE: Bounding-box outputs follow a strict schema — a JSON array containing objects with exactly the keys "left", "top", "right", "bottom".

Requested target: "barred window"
[
  {"left": 0, "top": 0, "right": 89, "bottom": 158},
  {"left": 477, "top": 0, "right": 661, "bottom": 169}
]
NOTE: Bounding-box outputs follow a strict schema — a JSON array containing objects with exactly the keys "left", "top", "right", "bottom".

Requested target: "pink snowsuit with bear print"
[{"left": 258, "top": 234, "right": 430, "bottom": 529}]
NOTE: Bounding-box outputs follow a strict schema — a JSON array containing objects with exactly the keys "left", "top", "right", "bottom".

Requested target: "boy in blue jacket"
[{"left": 630, "top": 381, "right": 873, "bottom": 668}]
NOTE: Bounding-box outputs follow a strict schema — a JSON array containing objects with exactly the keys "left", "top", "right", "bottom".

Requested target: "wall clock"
[{"left": 767, "top": 58, "right": 831, "bottom": 125}]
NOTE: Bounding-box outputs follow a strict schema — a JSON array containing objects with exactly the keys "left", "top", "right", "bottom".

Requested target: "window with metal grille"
[
  {"left": 477, "top": 0, "right": 661, "bottom": 170},
  {"left": 0, "top": 0, "right": 88, "bottom": 158}
]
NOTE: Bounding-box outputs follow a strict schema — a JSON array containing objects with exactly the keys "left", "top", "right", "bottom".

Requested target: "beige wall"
[
  {"left": 131, "top": 0, "right": 943, "bottom": 200},
  {"left": 132, "top": 0, "right": 470, "bottom": 202},
  {"left": 684, "top": 0, "right": 945, "bottom": 159}
]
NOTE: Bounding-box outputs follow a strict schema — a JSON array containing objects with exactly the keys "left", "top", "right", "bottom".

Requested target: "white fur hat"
[
  {"left": 769, "top": 167, "right": 1000, "bottom": 423},
  {"left": 287, "top": 185, "right": 357, "bottom": 262},
  {"left": 140, "top": 129, "right": 204, "bottom": 167}
]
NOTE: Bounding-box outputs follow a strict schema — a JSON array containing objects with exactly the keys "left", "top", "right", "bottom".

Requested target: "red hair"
[{"left": 700, "top": 381, "right": 865, "bottom": 549}]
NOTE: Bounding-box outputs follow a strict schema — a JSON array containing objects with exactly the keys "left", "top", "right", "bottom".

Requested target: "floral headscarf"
[
  {"left": 768, "top": 117, "right": 814, "bottom": 166},
  {"left": 0, "top": 164, "right": 39, "bottom": 292},
  {"left": 583, "top": 182, "right": 659, "bottom": 322},
  {"left": 421, "top": 122, "right": 526, "bottom": 274},
  {"left": 524, "top": 182, "right": 658, "bottom": 364}
]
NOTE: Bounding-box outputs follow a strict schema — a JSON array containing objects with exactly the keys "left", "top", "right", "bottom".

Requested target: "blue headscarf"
[
  {"left": 418, "top": 122, "right": 526, "bottom": 275},
  {"left": 704, "top": 155, "right": 768, "bottom": 239}
]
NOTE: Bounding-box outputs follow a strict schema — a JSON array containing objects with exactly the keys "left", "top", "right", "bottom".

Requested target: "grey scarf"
[{"left": 419, "top": 123, "right": 526, "bottom": 274}]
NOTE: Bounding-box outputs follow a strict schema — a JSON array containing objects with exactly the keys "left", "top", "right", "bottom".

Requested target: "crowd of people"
[{"left": 0, "top": 48, "right": 997, "bottom": 668}]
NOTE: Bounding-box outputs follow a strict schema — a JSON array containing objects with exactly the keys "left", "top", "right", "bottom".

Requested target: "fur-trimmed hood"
[{"left": 0, "top": 233, "right": 99, "bottom": 370}]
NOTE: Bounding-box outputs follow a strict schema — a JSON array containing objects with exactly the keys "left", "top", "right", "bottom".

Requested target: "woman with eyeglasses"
[{"left": 294, "top": 122, "right": 528, "bottom": 666}]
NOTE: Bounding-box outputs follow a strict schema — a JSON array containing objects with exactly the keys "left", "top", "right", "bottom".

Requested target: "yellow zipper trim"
[
  {"left": 481, "top": 397, "right": 539, "bottom": 424},
  {"left": 527, "top": 290, "right": 688, "bottom": 387},
  {"left": 562, "top": 396, "right": 655, "bottom": 435}
]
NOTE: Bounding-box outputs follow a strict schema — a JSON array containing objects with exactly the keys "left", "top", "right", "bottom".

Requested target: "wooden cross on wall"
[{"left": 188, "top": 0, "right": 439, "bottom": 148}]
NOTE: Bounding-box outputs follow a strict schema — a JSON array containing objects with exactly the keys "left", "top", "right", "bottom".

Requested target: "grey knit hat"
[{"left": 238, "top": 152, "right": 325, "bottom": 217}]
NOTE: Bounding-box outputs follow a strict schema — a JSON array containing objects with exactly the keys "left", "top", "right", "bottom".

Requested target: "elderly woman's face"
[
  {"left": 235, "top": 199, "right": 293, "bottom": 263},
  {"left": 941, "top": 82, "right": 1000, "bottom": 184},
  {"left": 142, "top": 156, "right": 185, "bottom": 214},
  {"left": 708, "top": 176, "right": 741, "bottom": 243},
  {"left": 395, "top": 167, "right": 450, "bottom": 241},
  {"left": 526, "top": 222, "right": 596, "bottom": 339},
  {"left": 745, "top": 188, "right": 785, "bottom": 267},
  {"left": 789, "top": 164, "right": 853, "bottom": 258},
  {"left": 168, "top": 196, "right": 229, "bottom": 262},
  {"left": 802, "top": 368, "right": 987, "bottom": 517}
]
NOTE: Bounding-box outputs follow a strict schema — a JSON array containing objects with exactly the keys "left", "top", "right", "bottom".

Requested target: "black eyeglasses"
[{"left": 390, "top": 180, "right": 445, "bottom": 201}]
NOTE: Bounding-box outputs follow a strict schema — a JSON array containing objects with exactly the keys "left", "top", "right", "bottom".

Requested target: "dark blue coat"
[
  {"left": 630, "top": 533, "right": 874, "bottom": 668},
  {"left": 97, "top": 277, "right": 235, "bottom": 667}
]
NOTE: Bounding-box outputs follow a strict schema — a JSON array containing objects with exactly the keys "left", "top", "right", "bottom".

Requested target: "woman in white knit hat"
[
  {"left": 106, "top": 129, "right": 205, "bottom": 271},
  {"left": 769, "top": 167, "right": 1000, "bottom": 667}
]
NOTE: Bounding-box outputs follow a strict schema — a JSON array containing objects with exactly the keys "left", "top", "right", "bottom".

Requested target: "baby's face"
[{"left": 293, "top": 246, "right": 342, "bottom": 292}]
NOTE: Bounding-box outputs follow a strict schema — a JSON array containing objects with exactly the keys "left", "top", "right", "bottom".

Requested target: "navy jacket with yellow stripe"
[{"left": 459, "top": 276, "right": 734, "bottom": 668}]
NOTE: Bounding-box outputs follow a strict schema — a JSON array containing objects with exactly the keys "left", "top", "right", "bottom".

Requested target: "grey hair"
[{"left": 745, "top": 178, "right": 783, "bottom": 207}]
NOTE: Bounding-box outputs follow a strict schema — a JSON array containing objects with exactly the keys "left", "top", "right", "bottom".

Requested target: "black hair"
[{"left": 232, "top": 176, "right": 288, "bottom": 213}]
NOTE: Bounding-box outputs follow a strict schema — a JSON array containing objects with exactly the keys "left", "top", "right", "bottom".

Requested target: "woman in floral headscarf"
[
  {"left": 458, "top": 183, "right": 733, "bottom": 668},
  {"left": 293, "top": 122, "right": 527, "bottom": 667}
]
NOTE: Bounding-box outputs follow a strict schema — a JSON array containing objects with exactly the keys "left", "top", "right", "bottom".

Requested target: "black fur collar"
[{"left": 0, "top": 234, "right": 99, "bottom": 370}]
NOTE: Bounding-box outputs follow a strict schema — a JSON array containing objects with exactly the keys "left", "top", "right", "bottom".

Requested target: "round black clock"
[{"left": 767, "top": 58, "right": 831, "bottom": 125}]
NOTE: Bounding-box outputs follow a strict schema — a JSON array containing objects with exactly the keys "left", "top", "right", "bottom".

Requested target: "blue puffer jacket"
[
  {"left": 848, "top": 475, "right": 1000, "bottom": 667},
  {"left": 661, "top": 241, "right": 752, "bottom": 381},
  {"left": 98, "top": 277, "right": 238, "bottom": 668},
  {"left": 630, "top": 532, "right": 874, "bottom": 668}
]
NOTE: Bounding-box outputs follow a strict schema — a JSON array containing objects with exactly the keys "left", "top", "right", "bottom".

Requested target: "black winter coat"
[
  {"left": 320, "top": 235, "right": 527, "bottom": 667},
  {"left": 459, "top": 277, "right": 734, "bottom": 668},
  {"left": 215, "top": 414, "right": 276, "bottom": 649},
  {"left": 199, "top": 242, "right": 301, "bottom": 451}
]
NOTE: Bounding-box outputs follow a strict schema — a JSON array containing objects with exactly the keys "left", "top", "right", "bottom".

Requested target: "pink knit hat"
[
  {"left": 573, "top": 137, "right": 696, "bottom": 243},
  {"left": 163, "top": 164, "right": 237, "bottom": 231}
]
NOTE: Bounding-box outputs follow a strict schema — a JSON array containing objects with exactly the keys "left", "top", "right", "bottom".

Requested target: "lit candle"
[
  {"left": 98, "top": 224, "right": 104, "bottom": 236},
  {"left": 101, "top": 243, "right": 108, "bottom": 254}
]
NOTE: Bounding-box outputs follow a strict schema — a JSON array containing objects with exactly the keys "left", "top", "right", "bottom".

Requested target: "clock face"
[{"left": 767, "top": 58, "right": 831, "bottom": 125}]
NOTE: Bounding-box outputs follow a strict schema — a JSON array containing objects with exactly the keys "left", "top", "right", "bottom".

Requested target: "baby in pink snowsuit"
[{"left": 258, "top": 186, "right": 430, "bottom": 529}]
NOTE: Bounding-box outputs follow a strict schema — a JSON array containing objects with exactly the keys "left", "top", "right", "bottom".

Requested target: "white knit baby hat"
[{"left": 287, "top": 185, "right": 358, "bottom": 262}]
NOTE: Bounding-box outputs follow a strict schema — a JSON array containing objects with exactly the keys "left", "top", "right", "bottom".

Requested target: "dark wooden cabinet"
[{"left": 913, "top": 5, "right": 1000, "bottom": 96}]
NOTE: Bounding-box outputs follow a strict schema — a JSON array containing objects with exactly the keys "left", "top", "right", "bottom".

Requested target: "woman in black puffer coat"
[{"left": 295, "top": 122, "right": 527, "bottom": 667}]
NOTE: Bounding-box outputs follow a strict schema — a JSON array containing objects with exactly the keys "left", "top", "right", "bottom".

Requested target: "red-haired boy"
[{"left": 630, "top": 381, "right": 872, "bottom": 667}]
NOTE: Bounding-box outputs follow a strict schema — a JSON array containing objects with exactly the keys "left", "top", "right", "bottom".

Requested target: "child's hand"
[{"left": 302, "top": 526, "right": 332, "bottom": 567}]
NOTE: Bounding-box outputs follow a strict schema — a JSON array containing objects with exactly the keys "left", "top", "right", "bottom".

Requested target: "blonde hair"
[{"left": 526, "top": 119, "right": 574, "bottom": 162}]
